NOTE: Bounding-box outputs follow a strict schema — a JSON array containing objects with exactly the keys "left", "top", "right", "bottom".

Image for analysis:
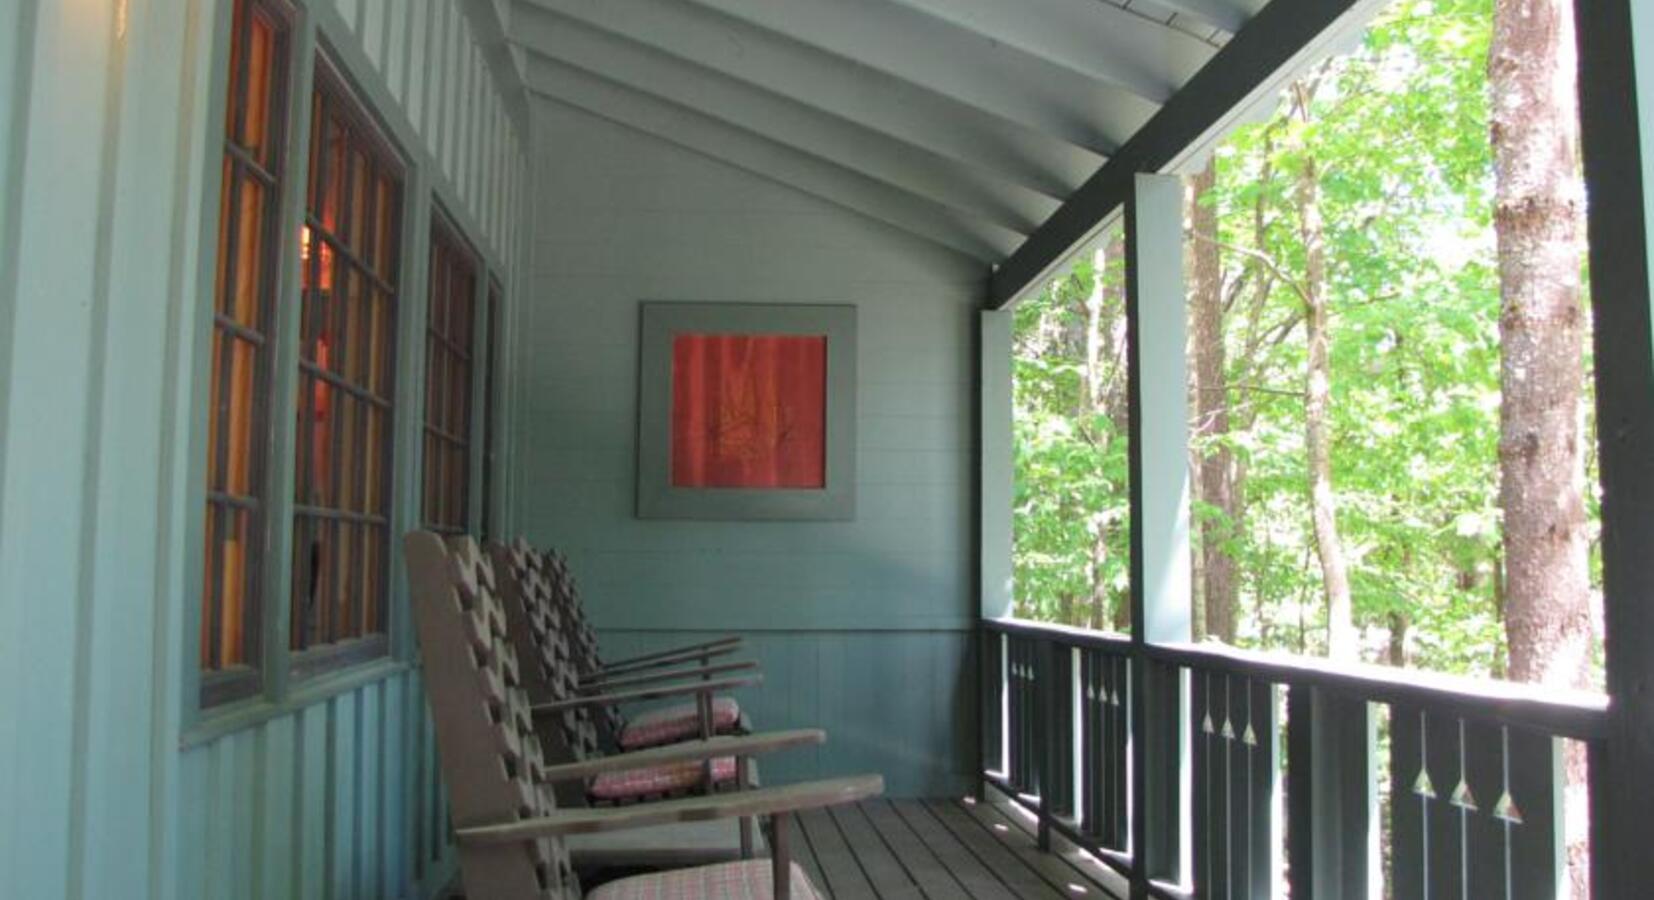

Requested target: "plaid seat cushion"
[
  {"left": 619, "top": 697, "right": 741, "bottom": 750},
  {"left": 587, "top": 860, "right": 820, "bottom": 900},
  {"left": 588, "top": 756, "right": 739, "bottom": 801}
]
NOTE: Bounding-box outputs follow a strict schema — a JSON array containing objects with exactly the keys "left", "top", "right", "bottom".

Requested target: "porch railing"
[{"left": 980, "top": 617, "right": 1609, "bottom": 899}]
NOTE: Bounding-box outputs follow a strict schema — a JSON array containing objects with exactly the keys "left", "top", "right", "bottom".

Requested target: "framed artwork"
[{"left": 636, "top": 302, "right": 856, "bottom": 520}]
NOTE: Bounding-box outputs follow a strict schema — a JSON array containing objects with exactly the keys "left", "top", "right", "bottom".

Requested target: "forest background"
[{"left": 1010, "top": 0, "right": 1600, "bottom": 692}]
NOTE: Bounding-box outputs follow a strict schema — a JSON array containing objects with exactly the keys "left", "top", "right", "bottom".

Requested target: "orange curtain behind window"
[{"left": 670, "top": 333, "right": 828, "bottom": 489}]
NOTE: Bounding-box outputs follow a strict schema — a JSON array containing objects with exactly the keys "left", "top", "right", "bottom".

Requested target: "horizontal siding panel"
[{"left": 597, "top": 631, "right": 975, "bottom": 796}]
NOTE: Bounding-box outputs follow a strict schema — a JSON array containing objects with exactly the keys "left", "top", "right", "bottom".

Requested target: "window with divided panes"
[
  {"left": 201, "top": 0, "right": 289, "bottom": 702},
  {"left": 290, "top": 64, "right": 403, "bottom": 667},
  {"left": 420, "top": 221, "right": 477, "bottom": 534}
]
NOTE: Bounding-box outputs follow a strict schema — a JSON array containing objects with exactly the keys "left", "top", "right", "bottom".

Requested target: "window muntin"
[
  {"left": 201, "top": 0, "right": 289, "bottom": 700},
  {"left": 290, "top": 65, "right": 403, "bottom": 663},
  {"left": 420, "top": 221, "right": 477, "bottom": 535}
]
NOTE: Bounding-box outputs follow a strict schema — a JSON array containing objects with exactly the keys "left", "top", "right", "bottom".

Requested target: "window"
[
  {"left": 290, "top": 64, "right": 404, "bottom": 670},
  {"left": 479, "top": 280, "right": 501, "bottom": 539},
  {"left": 420, "top": 220, "right": 477, "bottom": 535},
  {"left": 201, "top": 0, "right": 289, "bottom": 704}
]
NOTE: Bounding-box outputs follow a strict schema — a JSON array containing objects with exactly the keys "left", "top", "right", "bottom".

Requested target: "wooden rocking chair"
[
  {"left": 495, "top": 539, "right": 753, "bottom": 754},
  {"left": 405, "top": 531, "right": 881, "bottom": 899},
  {"left": 483, "top": 537, "right": 806, "bottom": 865}
]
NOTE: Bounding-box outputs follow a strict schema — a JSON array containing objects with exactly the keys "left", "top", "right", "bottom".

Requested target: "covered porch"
[{"left": 1, "top": 0, "right": 1651, "bottom": 897}]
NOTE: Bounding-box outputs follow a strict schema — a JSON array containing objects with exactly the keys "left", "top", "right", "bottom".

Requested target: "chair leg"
[
  {"left": 737, "top": 756, "right": 755, "bottom": 858},
  {"left": 698, "top": 692, "right": 716, "bottom": 792},
  {"left": 771, "top": 811, "right": 792, "bottom": 900}
]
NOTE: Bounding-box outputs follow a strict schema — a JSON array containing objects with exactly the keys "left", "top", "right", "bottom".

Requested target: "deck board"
[
  {"left": 859, "top": 800, "right": 983, "bottom": 900},
  {"left": 785, "top": 799, "right": 1116, "bottom": 900},
  {"left": 581, "top": 798, "right": 1122, "bottom": 900},
  {"left": 890, "top": 801, "right": 1023, "bottom": 900},
  {"left": 798, "top": 807, "right": 879, "bottom": 899},
  {"left": 829, "top": 804, "right": 925, "bottom": 898},
  {"left": 919, "top": 800, "right": 1074, "bottom": 900},
  {"left": 959, "top": 797, "right": 1130, "bottom": 899}
]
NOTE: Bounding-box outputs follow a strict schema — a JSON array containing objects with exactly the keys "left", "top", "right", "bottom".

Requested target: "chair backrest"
[
  {"left": 489, "top": 539, "right": 604, "bottom": 804},
  {"left": 404, "top": 531, "right": 580, "bottom": 899},
  {"left": 499, "top": 540, "right": 625, "bottom": 742},
  {"left": 543, "top": 549, "right": 604, "bottom": 674}
]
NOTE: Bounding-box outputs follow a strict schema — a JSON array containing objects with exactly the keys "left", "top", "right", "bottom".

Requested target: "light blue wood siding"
[
  {"left": 518, "top": 101, "right": 987, "bottom": 796},
  {"left": 174, "top": 671, "right": 453, "bottom": 900},
  {"left": 0, "top": 1, "right": 526, "bottom": 897}
]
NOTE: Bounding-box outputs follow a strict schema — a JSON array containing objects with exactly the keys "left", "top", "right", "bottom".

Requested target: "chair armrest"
[
  {"left": 583, "top": 642, "right": 743, "bottom": 681},
  {"left": 456, "top": 774, "right": 884, "bottom": 845},
  {"left": 532, "top": 674, "right": 762, "bottom": 715},
  {"left": 578, "top": 660, "right": 759, "bottom": 692},
  {"left": 536, "top": 729, "right": 824, "bottom": 784},
  {"left": 595, "top": 636, "right": 743, "bottom": 670}
]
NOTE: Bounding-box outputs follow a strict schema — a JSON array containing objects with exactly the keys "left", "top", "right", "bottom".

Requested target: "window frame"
[
  {"left": 479, "top": 278, "right": 503, "bottom": 539},
  {"left": 420, "top": 213, "right": 481, "bottom": 536},
  {"left": 185, "top": 4, "right": 516, "bottom": 734},
  {"left": 198, "top": 0, "right": 295, "bottom": 709},
  {"left": 286, "top": 56, "right": 408, "bottom": 675}
]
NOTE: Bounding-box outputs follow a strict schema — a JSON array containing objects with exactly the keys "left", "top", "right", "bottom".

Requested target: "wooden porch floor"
[{"left": 781, "top": 797, "right": 1126, "bottom": 900}]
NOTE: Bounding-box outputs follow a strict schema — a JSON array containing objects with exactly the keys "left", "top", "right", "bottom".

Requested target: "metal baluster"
[
  {"left": 1224, "top": 673, "right": 1235, "bottom": 900},
  {"left": 1417, "top": 710, "right": 1435, "bottom": 900},
  {"left": 1449, "top": 718, "right": 1478, "bottom": 898}
]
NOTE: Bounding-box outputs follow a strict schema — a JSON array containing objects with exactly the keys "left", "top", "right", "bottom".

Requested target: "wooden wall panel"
[
  {"left": 519, "top": 101, "right": 986, "bottom": 796},
  {"left": 0, "top": 1, "right": 523, "bottom": 897},
  {"left": 176, "top": 671, "right": 455, "bottom": 900}
]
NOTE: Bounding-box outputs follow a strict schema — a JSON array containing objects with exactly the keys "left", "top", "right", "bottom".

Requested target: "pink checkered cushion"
[
  {"left": 587, "top": 860, "right": 820, "bottom": 900},
  {"left": 619, "top": 697, "right": 742, "bottom": 750},
  {"left": 588, "top": 756, "right": 739, "bottom": 801}
]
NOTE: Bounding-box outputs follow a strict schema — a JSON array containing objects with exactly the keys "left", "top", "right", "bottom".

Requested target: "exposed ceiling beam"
[
  {"left": 524, "top": 58, "right": 1022, "bottom": 262},
  {"left": 888, "top": 0, "right": 1216, "bottom": 104},
  {"left": 514, "top": 10, "right": 1058, "bottom": 232},
  {"left": 676, "top": 0, "right": 1161, "bottom": 157},
  {"left": 514, "top": 0, "right": 1102, "bottom": 198},
  {"left": 987, "top": 0, "right": 1388, "bottom": 307}
]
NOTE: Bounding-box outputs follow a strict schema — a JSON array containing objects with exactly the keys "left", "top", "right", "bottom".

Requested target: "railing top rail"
[
  {"left": 983, "top": 616, "right": 1134, "bottom": 651},
  {"left": 980, "top": 617, "right": 1610, "bottom": 741}
]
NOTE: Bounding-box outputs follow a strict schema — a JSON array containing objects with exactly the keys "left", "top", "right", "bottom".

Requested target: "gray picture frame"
[{"left": 636, "top": 302, "right": 857, "bottom": 520}]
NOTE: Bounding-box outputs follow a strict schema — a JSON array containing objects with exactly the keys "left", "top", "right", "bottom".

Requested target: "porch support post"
[
  {"left": 1577, "top": 0, "right": 1654, "bottom": 895},
  {"left": 979, "top": 309, "right": 1015, "bottom": 796},
  {"left": 1126, "top": 173, "right": 1192, "bottom": 897},
  {"left": 980, "top": 309, "right": 1014, "bottom": 622}
]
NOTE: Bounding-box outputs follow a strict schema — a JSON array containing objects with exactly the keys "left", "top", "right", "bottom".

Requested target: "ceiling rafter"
[
  {"left": 524, "top": 57, "right": 1024, "bottom": 262},
  {"left": 888, "top": 0, "right": 1217, "bottom": 104},
  {"left": 513, "top": 10, "right": 1059, "bottom": 233},
  {"left": 675, "top": 0, "right": 1160, "bottom": 157},
  {"left": 514, "top": 0, "right": 1104, "bottom": 198}
]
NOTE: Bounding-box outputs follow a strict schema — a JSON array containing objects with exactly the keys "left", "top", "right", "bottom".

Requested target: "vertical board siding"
[
  {"left": 0, "top": 2, "right": 118, "bottom": 895},
  {"left": 0, "top": 1, "right": 523, "bottom": 898},
  {"left": 176, "top": 670, "right": 453, "bottom": 900},
  {"left": 521, "top": 101, "right": 985, "bottom": 796}
]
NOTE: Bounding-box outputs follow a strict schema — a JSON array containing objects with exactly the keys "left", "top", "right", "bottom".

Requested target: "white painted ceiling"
[{"left": 509, "top": 0, "right": 1268, "bottom": 262}]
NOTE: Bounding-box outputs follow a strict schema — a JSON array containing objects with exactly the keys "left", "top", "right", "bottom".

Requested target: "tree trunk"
[
  {"left": 1387, "top": 611, "right": 1409, "bottom": 667},
  {"left": 1187, "top": 161, "right": 1240, "bottom": 644},
  {"left": 1082, "top": 244, "right": 1111, "bottom": 629},
  {"left": 1489, "top": 0, "right": 1591, "bottom": 886},
  {"left": 1489, "top": 0, "right": 1591, "bottom": 697},
  {"left": 1296, "top": 145, "right": 1356, "bottom": 661}
]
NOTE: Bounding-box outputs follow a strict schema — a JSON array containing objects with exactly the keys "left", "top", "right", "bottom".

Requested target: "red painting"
[{"left": 670, "top": 333, "right": 828, "bottom": 489}]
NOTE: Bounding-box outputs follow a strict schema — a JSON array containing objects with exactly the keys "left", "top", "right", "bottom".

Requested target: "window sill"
[{"left": 180, "top": 656, "right": 410, "bottom": 750}]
